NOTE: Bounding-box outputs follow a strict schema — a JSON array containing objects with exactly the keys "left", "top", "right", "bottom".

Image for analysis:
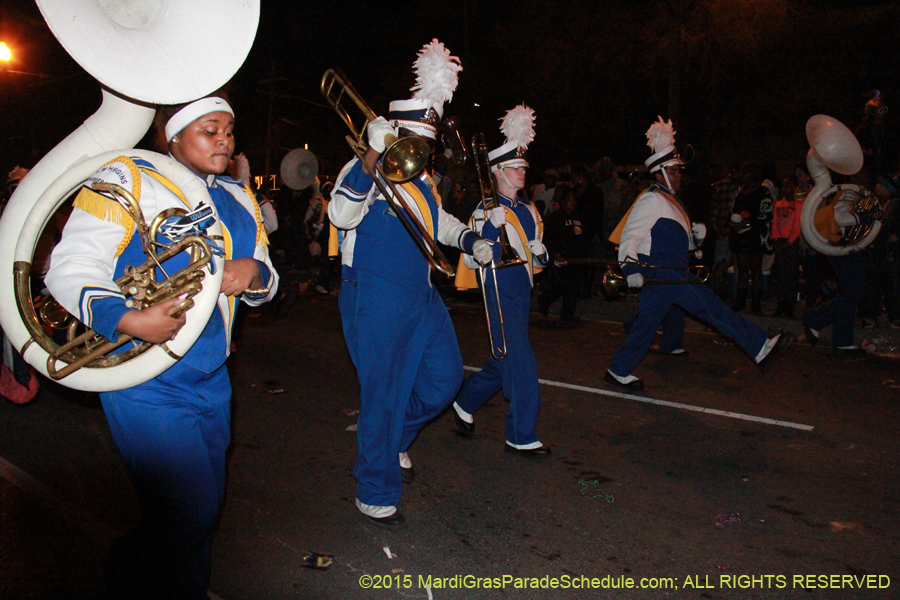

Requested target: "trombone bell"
[{"left": 381, "top": 134, "right": 431, "bottom": 182}]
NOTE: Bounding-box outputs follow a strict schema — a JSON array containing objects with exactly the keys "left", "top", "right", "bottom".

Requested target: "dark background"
[{"left": 0, "top": 0, "right": 898, "bottom": 183}]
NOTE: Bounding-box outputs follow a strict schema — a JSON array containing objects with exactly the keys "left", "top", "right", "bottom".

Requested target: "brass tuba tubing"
[{"left": 320, "top": 68, "right": 457, "bottom": 278}]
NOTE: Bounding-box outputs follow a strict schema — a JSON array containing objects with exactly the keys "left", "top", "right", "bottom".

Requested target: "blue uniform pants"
[
  {"left": 100, "top": 361, "right": 231, "bottom": 600},
  {"left": 609, "top": 281, "right": 769, "bottom": 377},
  {"left": 339, "top": 267, "right": 464, "bottom": 507},
  {"left": 455, "top": 281, "right": 541, "bottom": 447},
  {"left": 624, "top": 306, "right": 686, "bottom": 353},
  {"left": 804, "top": 253, "right": 864, "bottom": 347}
]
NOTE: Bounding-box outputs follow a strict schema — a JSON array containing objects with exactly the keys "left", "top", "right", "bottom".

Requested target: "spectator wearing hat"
[
  {"left": 859, "top": 173, "right": 900, "bottom": 327},
  {"left": 452, "top": 105, "right": 551, "bottom": 459},
  {"left": 605, "top": 118, "right": 793, "bottom": 390},
  {"left": 328, "top": 40, "right": 495, "bottom": 527}
]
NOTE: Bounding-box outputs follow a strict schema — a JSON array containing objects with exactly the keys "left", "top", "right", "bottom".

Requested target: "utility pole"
[{"left": 258, "top": 61, "right": 287, "bottom": 178}]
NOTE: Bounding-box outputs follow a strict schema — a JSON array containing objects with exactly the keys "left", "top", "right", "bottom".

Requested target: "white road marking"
[{"left": 463, "top": 365, "right": 814, "bottom": 431}]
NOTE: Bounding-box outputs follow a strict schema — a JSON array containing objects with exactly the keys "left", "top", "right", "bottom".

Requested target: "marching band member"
[
  {"left": 605, "top": 118, "right": 793, "bottom": 390},
  {"left": 802, "top": 188, "right": 881, "bottom": 358},
  {"left": 328, "top": 40, "right": 494, "bottom": 526},
  {"left": 452, "top": 105, "right": 551, "bottom": 458},
  {"left": 45, "top": 92, "right": 277, "bottom": 599}
]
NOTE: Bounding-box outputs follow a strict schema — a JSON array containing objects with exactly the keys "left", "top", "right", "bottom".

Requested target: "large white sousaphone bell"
[
  {"left": 801, "top": 114, "right": 881, "bottom": 256},
  {"left": 0, "top": 0, "right": 260, "bottom": 392}
]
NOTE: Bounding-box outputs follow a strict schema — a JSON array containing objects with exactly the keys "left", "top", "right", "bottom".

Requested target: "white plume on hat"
[
  {"left": 411, "top": 39, "right": 462, "bottom": 106},
  {"left": 646, "top": 116, "right": 676, "bottom": 154},
  {"left": 500, "top": 104, "right": 536, "bottom": 150},
  {"left": 644, "top": 116, "right": 683, "bottom": 173}
]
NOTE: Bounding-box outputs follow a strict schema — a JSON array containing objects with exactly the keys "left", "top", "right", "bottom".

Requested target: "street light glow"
[{"left": 0, "top": 42, "right": 11, "bottom": 62}]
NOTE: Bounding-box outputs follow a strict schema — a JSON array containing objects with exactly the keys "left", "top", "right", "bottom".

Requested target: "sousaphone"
[
  {"left": 800, "top": 115, "right": 881, "bottom": 256},
  {"left": 0, "top": 0, "right": 260, "bottom": 392}
]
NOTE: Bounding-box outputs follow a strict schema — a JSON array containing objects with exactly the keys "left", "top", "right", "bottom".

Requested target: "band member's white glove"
[
  {"left": 366, "top": 116, "right": 394, "bottom": 154},
  {"left": 691, "top": 222, "right": 707, "bottom": 241},
  {"left": 473, "top": 239, "right": 495, "bottom": 266},
  {"left": 730, "top": 213, "right": 743, "bottom": 223},
  {"left": 626, "top": 273, "right": 644, "bottom": 288},
  {"left": 527, "top": 239, "right": 547, "bottom": 256},
  {"left": 487, "top": 207, "right": 507, "bottom": 228}
]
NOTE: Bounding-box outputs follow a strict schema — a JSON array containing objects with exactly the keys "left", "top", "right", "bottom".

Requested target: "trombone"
[
  {"left": 602, "top": 260, "right": 710, "bottom": 297},
  {"left": 471, "top": 133, "right": 526, "bottom": 360},
  {"left": 320, "top": 68, "right": 456, "bottom": 278}
]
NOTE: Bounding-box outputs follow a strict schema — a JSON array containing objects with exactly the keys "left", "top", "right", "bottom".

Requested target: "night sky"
[{"left": 1, "top": 0, "right": 898, "bottom": 182}]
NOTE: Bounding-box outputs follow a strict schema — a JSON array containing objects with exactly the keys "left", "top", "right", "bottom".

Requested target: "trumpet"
[
  {"left": 602, "top": 260, "right": 710, "bottom": 297},
  {"left": 321, "top": 68, "right": 456, "bottom": 277},
  {"left": 471, "top": 133, "right": 525, "bottom": 360}
]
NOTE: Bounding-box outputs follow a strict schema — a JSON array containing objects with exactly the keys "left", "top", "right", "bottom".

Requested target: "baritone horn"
[
  {"left": 0, "top": 0, "right": 259, "bottom": 392},
  {"left": 471, "top": 133, "right": 525, "bottom": 360},
  {"left": 437, "top": 116, "right": 469, "bottom": 167},
  {"left": 321, "top": 68, "right": 456, "bottom": 277},
  {"left": 801, "top": 114, "right": 881, "bottom": 256},
  {"left": 601, "top": 261, "right": 710, "bottom": 297}
]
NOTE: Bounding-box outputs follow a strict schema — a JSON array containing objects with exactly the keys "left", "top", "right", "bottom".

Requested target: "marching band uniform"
[
  {"left": 605, "top": 118, "right": 792, "bottom": 390},
  {"left": 803, "top": 190, "right": 876, "bottom": 357},
  {"left": 46, "top": 99, "right": 276, "bottom": 598},
  {"left": 329, "top": 40, "right": 492, "bottom": 525},
  {"left": 452, "top": 105, "right": 551, "bottom": 457}
]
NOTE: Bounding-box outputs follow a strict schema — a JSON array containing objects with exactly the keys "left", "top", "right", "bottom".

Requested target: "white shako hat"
[
  {"left": 644, "top": 116, "right": 684, "bottom": 173},
  {"left": 387, "top": 39, "right": 462, "bottom": 140},
  {"left": 488, "top": 104, "right": 535, "bottom": 172}
]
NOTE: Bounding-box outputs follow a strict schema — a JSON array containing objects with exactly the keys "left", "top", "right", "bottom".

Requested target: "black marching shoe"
[
  {"left": 832, "top": 347, "right": 868, "bottom": 361},
  {"left": 401, "top": 466, "right": 415, "bottom": 485},
  {"left": 453, "top": 408, "right": 475, "bottom": 438},
  {"left": 803, "top": 323, "right": 819, "bottom": 347},
  {"left": 756, "top": 330, "right": 795, "bottom": 373},
  {"left": 366, "top": 511, "right": 406, "bottom": 527},
  {"left": 504, "top": 444, "right": 553, "bottom": 459},
  {"left": 603, "top": 371, "right": 644, "bottom": 391}
]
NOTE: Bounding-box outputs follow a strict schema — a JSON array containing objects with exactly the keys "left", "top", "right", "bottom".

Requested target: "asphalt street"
[{"left": 1, "top": 284, "right": 898, "bottom": 600}]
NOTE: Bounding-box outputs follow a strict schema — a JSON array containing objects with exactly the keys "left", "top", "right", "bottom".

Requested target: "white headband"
[{"left": 165, "top": 97, "right": 234, "bottom": 142}]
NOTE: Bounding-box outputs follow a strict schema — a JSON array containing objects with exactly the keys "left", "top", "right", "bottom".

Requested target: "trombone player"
[
  {"left": 453, "top": 105, "right": 552, "bottom": 459},
  {"left": 328, "top": 40, "right": 495, "bottom": 527},
  {"left": 605, "top": 118, "right": 794, "bottom": 390}
]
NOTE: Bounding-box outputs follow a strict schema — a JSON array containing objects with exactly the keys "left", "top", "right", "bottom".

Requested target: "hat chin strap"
[
  {"left": 500, "top": 168, "right": 515, "bottom": 190},
  {"left": 661, "top": 169, "right": 673, "bottom": 192}
]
